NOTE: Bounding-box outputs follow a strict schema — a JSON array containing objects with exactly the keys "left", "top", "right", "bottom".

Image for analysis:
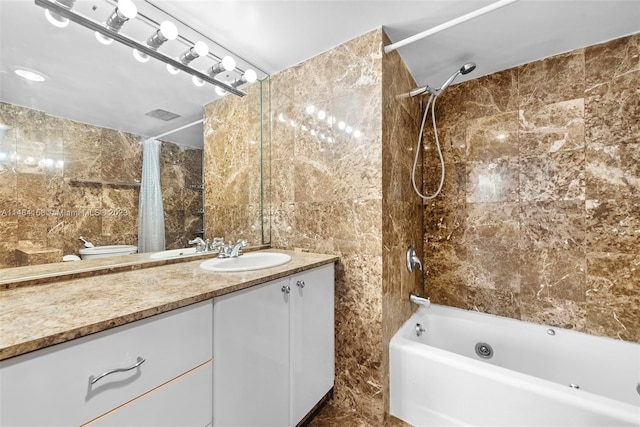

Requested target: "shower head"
[
  {"left": 460, "top": 62, "right": 476, "bottom": 75},
  {"left": 409, "top": 62, "right": 477, "bottom": 97},
  {"left": 438, "top": 62, "right": 476, "bottom": 92}
]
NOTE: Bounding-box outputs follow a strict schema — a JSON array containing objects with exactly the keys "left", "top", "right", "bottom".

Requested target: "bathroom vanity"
[{"left": 0, "top": 250, "right": 337, "bottom": 427}]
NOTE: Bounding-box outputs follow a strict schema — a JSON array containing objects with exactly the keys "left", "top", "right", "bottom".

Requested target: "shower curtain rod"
[
  {"left": 384, "top": 0, "right": 520, "bottom": 54},
  {"left": 151, "top": 119, "right": 204, "bottom": 140}
]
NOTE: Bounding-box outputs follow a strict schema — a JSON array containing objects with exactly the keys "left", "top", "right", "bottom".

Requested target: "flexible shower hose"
[{"left": 411, "top": 94, "right": 445, "bottom": 199}]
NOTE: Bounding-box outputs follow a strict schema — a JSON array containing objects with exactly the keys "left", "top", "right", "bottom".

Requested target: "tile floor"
[{"left": 306, "top": 401, "right": 408, "bottom": 426}]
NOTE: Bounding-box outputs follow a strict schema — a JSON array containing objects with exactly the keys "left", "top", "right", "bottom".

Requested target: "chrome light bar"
[{"left": 34, "top": 0, "right": 245, "bottom": 97}]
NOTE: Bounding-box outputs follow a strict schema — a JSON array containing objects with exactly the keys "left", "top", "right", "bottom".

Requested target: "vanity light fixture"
[
  {"left": 34, "top": 0, "right": 246, "bottom": 96},
  {"left": 208, "top": 56, "right": 236, "bottom": 77},
  {"left": 231, "top": 69, "right": 257, "bottom": 88},
  {"left": 44, "top": 0, "right": 75, "bottom": 27}
]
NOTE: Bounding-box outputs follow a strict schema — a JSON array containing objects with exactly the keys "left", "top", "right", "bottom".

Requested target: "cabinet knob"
[
  {"left": 281, "top": 285, "right": 290, "bottom": 294},
  {"left": 296, "top": 280, "right": 305, "bottom": 288}
]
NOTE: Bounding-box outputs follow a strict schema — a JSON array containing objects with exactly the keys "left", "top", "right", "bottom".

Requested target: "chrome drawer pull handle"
[
  {"left": 90, "top": 356, "right": 146, "bottom": 385},
  {"left": 296, "top": 280, "right": 305, "bottom": 288}
]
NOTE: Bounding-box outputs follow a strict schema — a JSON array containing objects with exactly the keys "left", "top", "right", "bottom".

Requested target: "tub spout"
[{"left": 410, "top": 294, "right": 431, "bottom": 308}]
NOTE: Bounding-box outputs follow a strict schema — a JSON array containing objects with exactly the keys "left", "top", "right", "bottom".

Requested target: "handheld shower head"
[
  {"left": 408, "top": 62, "right": 477, "bottom": 97},
  {"left": 460, "top": 62, "right": 476, "bottom": 75},
  {"left": 439, "top": 62, "right": 476, "bottom": 92}
]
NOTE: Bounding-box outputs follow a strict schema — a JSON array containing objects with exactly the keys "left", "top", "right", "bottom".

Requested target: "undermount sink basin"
[
  {"left": 199, "top": 252, "right": 292, "bottom": 272},
  {"left": 78, "top": 245, "right": 137, "bottom": 260},
  {"left": 149, "top": 247, "right": 197, "bottom": 259}
]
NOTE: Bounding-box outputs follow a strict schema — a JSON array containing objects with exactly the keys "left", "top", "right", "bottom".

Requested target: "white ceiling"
[{"left": 1, "top": 0, "right": 639, "bottom": 148}]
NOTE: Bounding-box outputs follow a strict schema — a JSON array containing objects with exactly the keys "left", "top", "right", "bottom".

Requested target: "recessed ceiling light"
[{"left": 14, "top": 68, "right": 47, "bottom": 82}]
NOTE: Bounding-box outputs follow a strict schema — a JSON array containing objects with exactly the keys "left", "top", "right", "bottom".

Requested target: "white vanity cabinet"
[
  {"left": 213, "top": 264, "right": 335, "bottom": 427},
  {"left": 0, "top": 300, "right": 213, "bottom": 427}
]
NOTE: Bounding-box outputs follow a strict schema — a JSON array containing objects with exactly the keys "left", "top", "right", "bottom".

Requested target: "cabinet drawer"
[
  {"left": 86, "top": 360, "right": 212, "bottom": 427},
  {"left": 0, "top": 300, "right": 212, "bottom": 427}
]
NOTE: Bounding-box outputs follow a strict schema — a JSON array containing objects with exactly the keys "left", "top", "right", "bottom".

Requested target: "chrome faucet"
[
  {"left": 188, "top": 237, "right": 208, "bottom": 253},
  {"left": 218, "top": 239, "right": 248, "bottom": 258}
]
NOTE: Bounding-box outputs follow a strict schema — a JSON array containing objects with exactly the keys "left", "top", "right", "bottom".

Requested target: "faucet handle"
[{"left": 210, "top": 237, "right": 225, "bottom": 253}]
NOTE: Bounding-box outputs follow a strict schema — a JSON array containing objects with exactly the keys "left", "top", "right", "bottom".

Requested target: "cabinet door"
[
  {"left": 86, "top": 361, "right": 212, "bottom": 427},
  {"left": 213, "top": 279, "right": 290, "bottom": 427},
  {"left": 290, "top": 264, "right": 335, "bottom": 424}
]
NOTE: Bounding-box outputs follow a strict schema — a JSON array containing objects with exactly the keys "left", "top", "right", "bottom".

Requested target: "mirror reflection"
[{"left": 0, "top": 0, "right": 269, "bottom": 271}]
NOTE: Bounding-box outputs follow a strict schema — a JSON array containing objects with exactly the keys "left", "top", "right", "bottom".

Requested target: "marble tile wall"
[
  {"left": 203, "top": 82, "right": 264, "bottom": 246},
  {"left": 160, "top": 142, "right": 204, "bottom": 250},
  {"left": 268, "top": 29, "right": 386, "bottom": 424},
  {"left": 422, "top": 33, "right": 639, "bottom": 343},
  {"left": 380, "top": 32, "right": 423, "bottom": 425},
  {"left": 0, "top": 102, "right": 202, "bottom": 266}
]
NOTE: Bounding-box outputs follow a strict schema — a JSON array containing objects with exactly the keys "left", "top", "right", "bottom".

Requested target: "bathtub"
[{"left": 389, "top": 304, "right": 640, "bottom": 426}]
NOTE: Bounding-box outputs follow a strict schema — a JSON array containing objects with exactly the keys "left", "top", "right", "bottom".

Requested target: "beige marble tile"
[
  {"left": 467, "top": 112, "right": 519, "bottom": 162},
  {"left": 585, "top": 142, "right": 640, "bottom": 199},
  {"left": 519, "top": 99, "right": 585, "bottom": 157},
  {"left": 585, "top": 69, "right": 640, "bottom": 147},
  {"left": 586, "top": 199, "right": 640, "bottom": 253},
  {"left": 519, "top": 151, "right": 585, "bottom": 201},
  {"left": 466, "top": 157, "right": 520, "bottom": 203},
  {"left": 585, "top": 252, "right": 640, "bottom": 342},
  {"left": 101, "top": 130, "right": 141, "bottom": 182},
  {"left": 585, "top": 33, "right": 640, "bottom": 89},
  {"left": 518, "top": 49, "right": 585, "bottom": 109},
  {"left": 461, "top": 68, "right": 519, "bottom": 120}
]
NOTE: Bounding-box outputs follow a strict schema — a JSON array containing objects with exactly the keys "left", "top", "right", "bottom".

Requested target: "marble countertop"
[{"left": 0, "top": 250, "right": 338, "bottom": 361}]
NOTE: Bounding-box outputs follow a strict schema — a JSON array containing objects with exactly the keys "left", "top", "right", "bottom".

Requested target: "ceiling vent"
[{"left": 145, "top": 109, "right": 181, "bottom": 121}]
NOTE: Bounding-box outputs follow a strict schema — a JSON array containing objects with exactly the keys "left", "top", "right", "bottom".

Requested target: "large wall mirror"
[{"left": 0, "top": 0, "right": 270, "bottom": 272}]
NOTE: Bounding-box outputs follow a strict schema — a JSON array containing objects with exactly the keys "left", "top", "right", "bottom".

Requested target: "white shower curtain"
[{"left": 138, "top": 139, "right": 165, "bottom": 253}]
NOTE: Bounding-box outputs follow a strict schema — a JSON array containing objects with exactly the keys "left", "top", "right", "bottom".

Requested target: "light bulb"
[
  {"left": 317, "top": 110, "right": 326, "bottom": 120},
  {"left": 44, "top": 9, "right": 69, "bottom": 28},
  {"left": 159, "top": 21, "right": 178, "bottom": 40},
  {"left": 167, "top": 63, "right": 180, "bottom": 75},
  {"left": 221, "top": 56, "right": 236, "bottom": 71},
  {"left": 338, "top": 121, "right": 346, "bottom": 130},
  {"left": 208, "top": 56, "right": 236, "bottom": 77},
  {"left": 133, "top": 49, "right": 149, "bottom": 63},
  {"left": 244, "top": 69, "right": 257, "bottom": 83},
  {"left": 194, "top": 41, "right": 209, "bottom": 57},
  {"left": 215, "top": 86, "right": 228, "bottom": 96},
  {"left": 117, "top": 0, "right": 137, "bottom": 19},
  {"left": 95, "top": 31, "right": 113, "bottom": 45},
  {"left": 105, "top": 0, "right": 137, "bottom": 32},
  {"left": 306, "top": 105, "right": 316, "bottom": 115},
  {"left": 192, "top": 76, "right": 205, "bottom": 87},
  {"left": 180, "top": 41, "right": 208, "bottom": 64},
  {"left": 147, "top": 21, "right": 178, "bottom": 49}
]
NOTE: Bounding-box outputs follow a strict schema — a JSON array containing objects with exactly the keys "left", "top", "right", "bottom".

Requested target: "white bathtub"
[{"left": 390, "top": 304, "right": 640, "bottom": 427}]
